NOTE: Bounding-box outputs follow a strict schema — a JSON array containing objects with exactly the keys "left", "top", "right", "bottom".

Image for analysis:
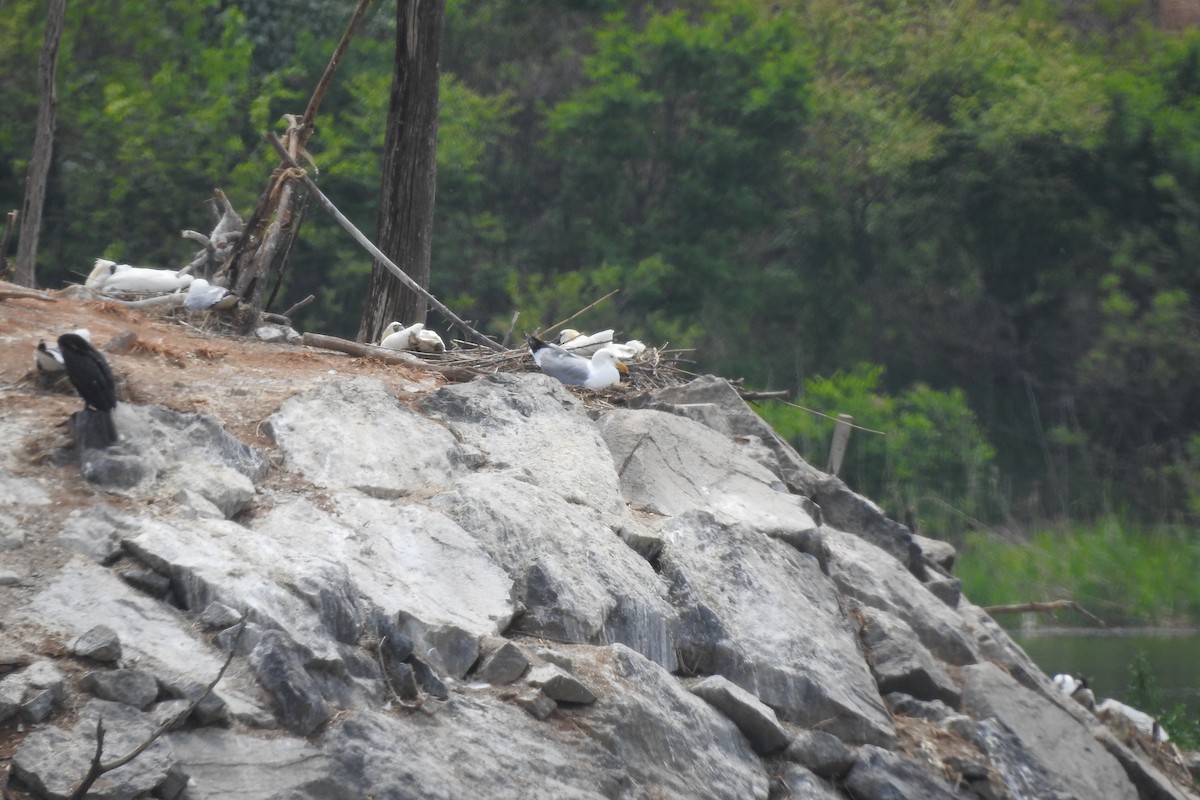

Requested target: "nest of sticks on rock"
[{"left": 433, "top": 339, "right": 698, "bottom": 398}]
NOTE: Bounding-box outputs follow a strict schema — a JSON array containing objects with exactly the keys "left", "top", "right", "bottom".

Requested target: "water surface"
[{"left": 1010, "top": 628, "right": 1200, "bottom": 718}]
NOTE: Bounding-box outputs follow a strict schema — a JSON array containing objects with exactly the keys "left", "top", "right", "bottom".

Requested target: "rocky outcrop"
[{"left": 1, "top": 368, "right": 1189, "bottom": 800}]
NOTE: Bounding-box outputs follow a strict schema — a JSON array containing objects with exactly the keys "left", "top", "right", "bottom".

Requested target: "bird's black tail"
[
  {"left": 82, "top": 408, "right": 119, "bottom": 449},
  {"left": 528, "top": 335, "right": 550, "bottom": 353}
]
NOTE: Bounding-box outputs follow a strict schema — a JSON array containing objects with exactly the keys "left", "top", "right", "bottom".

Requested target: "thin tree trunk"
[
  {"left": 15, "top": 0, "right": 67, "bottom": 288},
  {"left": 357, "top": 0, "right": 446, "bottom": 344}
]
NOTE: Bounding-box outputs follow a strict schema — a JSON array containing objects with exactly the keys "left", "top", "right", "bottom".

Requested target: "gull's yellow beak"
[{"left": 616, "top": 361, "right": 629, "bottom": 375}]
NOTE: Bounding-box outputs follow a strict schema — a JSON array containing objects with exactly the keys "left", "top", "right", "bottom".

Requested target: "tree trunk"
[
  {"left": 357, "top": 0, "right": 446, "bottom": 344},
  {"left": 15, "top": 0, "right": 67, "bottom": 288}
]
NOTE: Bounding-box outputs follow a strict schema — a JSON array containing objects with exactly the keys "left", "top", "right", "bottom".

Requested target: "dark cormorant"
[{"left": 57, "top": 332, "right": 118, "bottom": 447}]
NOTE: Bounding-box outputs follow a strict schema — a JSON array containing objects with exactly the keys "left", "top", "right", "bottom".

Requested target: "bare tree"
[
  {"left": 15, "top": 0, "right": 67, "bottom": 288},
  {"left": 356, "top": 0, "right": 446, "bottom": 344}
]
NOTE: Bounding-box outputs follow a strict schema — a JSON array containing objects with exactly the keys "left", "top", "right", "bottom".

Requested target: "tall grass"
[{"left": 956, "top": 517, "right": 1200, "bottom": 626}]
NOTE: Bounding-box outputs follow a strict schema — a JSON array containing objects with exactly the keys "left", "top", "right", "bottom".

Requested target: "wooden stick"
[
  {"left": 281, "top": 293, "right": 316, "bottom": 318},
  {"left": 0, "top": 282, "right": 56, "bottom": 302},
  {"left": 268, "top": 133, "right": 503, "bottom": 351},
  {"left": 827, "top": 413, "right": 854, "bottom": 476},
  {"left": 738, "top": 389, "right": 790, "bottom": 401},
  {"left": 536, "top": 289, "right": 619, "bottom": 337},
  {"left": 302, "top": 332, "right": 479, "bottom": 381},
  {"left": 501, "top": 310, "right": 520, "bottom": 348},
  {"left": 300, "top": 0, "right": 374, "bottom": 133},
  {"left": 983, "top": 600, "right": 1107, "bottom": 628}
]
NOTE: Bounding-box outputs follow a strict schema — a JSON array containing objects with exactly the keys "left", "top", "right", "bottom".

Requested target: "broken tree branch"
[
  {"left": 268, "top": 133, "right": 503, "bottom": 351},
  {"left": 302, "top": 332, "right": 479, "bottom": 381},
  {"left": 69, "top": 616, "right": 248, "bottom": 798},
  {"left": 983, "top": 600, "right": 1107, "bottom": 628}
]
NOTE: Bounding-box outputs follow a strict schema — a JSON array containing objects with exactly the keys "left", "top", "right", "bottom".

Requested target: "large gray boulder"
[
  {"left": 961, "top": 662, "right": 1138, "bottom": 800},
  {"left": 432, "top": 471, "right": 678, "bottom": 670},
  {"left": 421, "top": 373, "right": 629, "bottom": 519},
  {"left": 631, "top": 375, "right": 924, "bottom": 574},
  {"left": 658, "top": 509, "right": 895, "bottom": 746},
  {"left": 168, "top": 728, "right": 348, "bottom": 799},
  {"left": 826, "top": 527, "right": 977, "bottom": 666},
  {"left": 266, "top": 377, "right": 468, "bottom": 496},
  {"left": 597, "top": 409, "right": 820, "bottom": 547},
  {"left": 253, "top": 496, "right": 516, "bottom": 677}
]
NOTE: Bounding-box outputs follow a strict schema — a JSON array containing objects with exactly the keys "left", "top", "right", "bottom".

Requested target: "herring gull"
[{"left": 529, "top": 335, "right": 627, "bottom": 389}]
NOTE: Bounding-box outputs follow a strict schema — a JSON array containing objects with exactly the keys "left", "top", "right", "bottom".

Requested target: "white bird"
[
  {"left": 379, "top": 321, "right": 423, "bottom": 351},
  {"left": 35, "top": 328, "right": 91, "bottom": 374},
  {"left": 90, "top": 258, "right": 194, "bottom": 294},
  {"left": 557, "top": 328, "right": 646, "bottom": 360},
  {"left": 557, "top": 328, "right": 615, "bottom": 355},
  {"left": 1051, "top": 673, "right": 1095, "bottom": 710},
  {"left": 413, "top": 328, "right": 446, "bottom": 353},
  {"left": 1095, "top": 698, "right": 1169, "bottom": 742},
  {"left": 530, "top": 336, "right": 628, "bottom": 389},
  {"left": 184, "top": 278, "right": 238, "bottom": 311}
]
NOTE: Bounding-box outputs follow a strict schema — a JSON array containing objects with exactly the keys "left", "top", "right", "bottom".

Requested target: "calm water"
[{"left": 1011, "top": 629, "right": 1200, "bottom": 718}]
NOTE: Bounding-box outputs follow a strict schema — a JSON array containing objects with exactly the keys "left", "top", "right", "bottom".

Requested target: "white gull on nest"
[{"left": 529, "top": 335, "right": 628, "bottom": 389}]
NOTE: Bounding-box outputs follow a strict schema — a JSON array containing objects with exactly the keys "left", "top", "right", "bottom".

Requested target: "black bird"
[{"left": 57, "top": 332, "right": 119, "bottom": 447}]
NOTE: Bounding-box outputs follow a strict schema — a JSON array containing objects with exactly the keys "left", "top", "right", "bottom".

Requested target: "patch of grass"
[{"left": 956, "top": 517, "right": 1200, "bottom": 626}]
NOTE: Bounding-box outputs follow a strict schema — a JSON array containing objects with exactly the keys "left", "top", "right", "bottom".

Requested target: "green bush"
[{"left": 758, "top": 363, "right": 994, "bottom": 537}]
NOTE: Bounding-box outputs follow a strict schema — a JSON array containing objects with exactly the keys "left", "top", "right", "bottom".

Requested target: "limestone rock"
[
  {"left": 826, "top": 527, "right": 978, "bottom": 666},
  {"left": 167, "top": 728, "right": 348, "bottom": 800},
  {"left": 266, "top": 377, "right": 466, "bottom": 496},
  {"left": 859, "top": 605, "right": 961, "bottom": 707},
  {"left": 81, "top": 668, "right": 160, "bottom": 709},
  {"left": 961, "top": 662, "right": 1138, "bottom": 800},
  {"left": 527, "top": 664, "right": 597, "bottom": 705},
  {"left": 598, "top": 408, "right": 820, "bottom": 548},
  {"left": 420, "top": 372, "right": 627, "bottom": 520},
  {"left": 844, "top": 745, "right": 965, "bottom": 800},
  {"left": 248, "top": 631, "right": 332, "bottom": 735},
  {"left": 785, "top": 730, "right": 857, "bottom": 779},
  {"left": 773, "top": 765, "right": 845, "bottom": 800},
  {"left": 689, "top": 675, "right": 790, "bottom": 755},
  {"left": 73, "top": 625, "right": 123, "bottom": 663},
  {"left": 432, "top": 472, "right": 678, "bottom": 670},
  {"left": 659, "top": 510, "right": 894, "bottom": 746},
  {"left": 13, "top": 699, "right": 177, "bottom": 800},
  {"left": 475, "top": 640, "right": 530, "bottom": 685}
]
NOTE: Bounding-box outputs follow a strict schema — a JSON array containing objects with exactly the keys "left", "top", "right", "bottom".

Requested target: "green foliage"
[
  {"left": 7, "top": 0, "right": 1200, "bottom": 532},
  {"left": 1128, "top": 650, "right": 1200, "bottom": 749},
  {"left": 758, "top": 364, "right": 995, "bottom": 536},
  {"left": 957, "top": 519, "right": 1200, "bottom": 625}
]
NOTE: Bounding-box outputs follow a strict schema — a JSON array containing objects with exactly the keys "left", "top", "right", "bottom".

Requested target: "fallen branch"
[
  {"left": 302, "top": 332, "right": 479, "bottom": 381},
  {"left": 269, "top": 133, "right": 503, "bottom": 351},
  {"left": 0, "top": 281, "right": 56, "bottom": 303},
  {"left": 738, "top": 389, "right": 790, "bottom": 401},
  {"left": 983, "top": 600, "right": 1107, "bottom": 628},
  {"left": 69, "top": 617, "right": 248, "bottom": 799}
]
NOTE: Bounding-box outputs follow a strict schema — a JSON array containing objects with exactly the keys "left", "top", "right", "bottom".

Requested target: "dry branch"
[
  {"left": 535, "top": 289, "right": 619, "bottom": 337},
  {"left": 269, "top": 133, "right": 503, "bottom": 351},
  {"left": 0, "top": 280, "right": 56, "bottom": 303},
  {"left": 983, "top": 600, "right": 1107, "bottom": 627},
  {"left": 69, "top": 617, "right": 248, "bottom": 798}
]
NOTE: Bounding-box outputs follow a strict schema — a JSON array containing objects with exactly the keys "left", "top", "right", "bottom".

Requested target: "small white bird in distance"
[
  {"left": 35, "top": 328, "right": 92, "bottom": 374},
  {"left": 529, "top": 335, "right": 628, "bottom": 389},
  {"left": 87, "top": 258, "right": 194, "bottom": 294},
  {"left": 379, "top": 321, "right": 446, "bottom": 353},
  {"left": 185, "top": 278, "right": 239, "bottom": 311},
  {"left": 557, "top": 328, "right": 646, "bottom": 359}
]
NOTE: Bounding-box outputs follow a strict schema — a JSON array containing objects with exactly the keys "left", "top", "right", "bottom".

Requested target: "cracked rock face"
[{"left": 4, "top": 374, "right": 1182, "bottom": 800}]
